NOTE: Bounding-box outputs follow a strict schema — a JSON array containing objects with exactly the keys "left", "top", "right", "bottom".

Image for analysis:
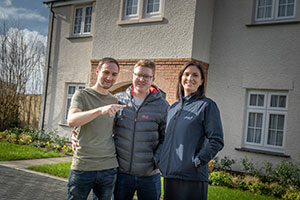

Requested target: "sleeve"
[
  {"left": 153, "top": 101, "right": 170, "bottom": 167},
  {"left": 70, "top": 90, "right": 84, "bottom": 111},
  {"left": 196, "top": 101, "right": 224, "bottom": 165}
]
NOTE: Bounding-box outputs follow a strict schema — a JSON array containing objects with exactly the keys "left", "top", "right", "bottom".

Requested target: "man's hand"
[{"left": 99, "top": 104, "right": 126, "bottom": 116}]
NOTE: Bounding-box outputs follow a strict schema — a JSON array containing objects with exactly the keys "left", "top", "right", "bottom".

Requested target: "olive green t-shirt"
[{"left": 70, "top": 88, "right": 118, "bottom": 171}]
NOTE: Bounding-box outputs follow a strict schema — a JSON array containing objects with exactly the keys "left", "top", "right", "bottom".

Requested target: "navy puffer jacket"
[
  {"left": 114, "top": 85, "right": 169, "bottom": 176},
  {"left": 159, "top": 93, "right": 224, "bottom": 182}
]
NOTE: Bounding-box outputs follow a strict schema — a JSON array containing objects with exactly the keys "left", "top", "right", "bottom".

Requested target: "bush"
[
  {"left": 248, "top": 182, "right": 272, "bottom": 196},
  {"left": 270, "top": 183, "right": 286, "bottom": 198},
  {"left": 18, "top": 133, "right": 32, "bottom": 145},
  {"left": 272, "top": 160, "right": 300, "bottom": 188},
  {"left": 282, "top": 191, "right": 300, "bottom": 200},
  {"left": 213, "top": 156, "right": 236, "bottom": 171},
  {"left": 209, "top": 171, "right": 233, "bottom": 187},
  {"left": 6, "top": 133, "right": 17, "bottom": 143},
  {"left": 0, "top": 129, "right": 10, "bottom": 141},
  {"left": 241, "top": 156, "right": 258, "bottom": 176}
]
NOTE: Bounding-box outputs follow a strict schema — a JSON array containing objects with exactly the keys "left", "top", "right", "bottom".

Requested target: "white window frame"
[
  {"left": 255, "top": 0, "right": 296, "bottom": 22},
  {"left": 72, "top": 5, "right": 93, "bottom": 36},
  {"left": 63, "top": 83, "right": 85, "bottom": 124},
  {"left": 244, "top": 90, "right": 288, "bottom": 152},
  {"left": 119, "top": 0, "right": 164, "bottom": 24}
]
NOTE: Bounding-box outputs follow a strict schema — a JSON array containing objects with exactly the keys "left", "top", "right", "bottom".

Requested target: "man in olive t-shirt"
[{"left": 67, "top": 57, "right": 126, "bottom": 200}]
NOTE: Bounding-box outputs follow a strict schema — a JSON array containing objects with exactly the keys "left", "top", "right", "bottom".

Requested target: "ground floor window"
[{"left": 244, "top": 90, "right": 288, "bottom": 152}]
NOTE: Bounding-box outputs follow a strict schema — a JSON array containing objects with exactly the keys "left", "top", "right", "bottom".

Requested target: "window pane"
[
  {"left": 259, "top": 0, "right": 265, "bottom": 6},
  {"left": 277, "top": 115, "right": 285, "bottom": 129},
  {"left": 276, "top": 131, "right": 283, "bottom": 146},
  {"left": 84, "top": 7, "right": 92, "bottom": 33},
  {"left": 258, "top": 95, "right": 264, "bottom": 106},
  {"left": 265, "top": 6, "right": 272, "bottom": 18},
  {"left": 287, "top": 4, "right": 294, "bottom": 16},
  {"left": 247, "top": 128, "right": 255, "bottom": 142},
  {"left": 256, "top": 113, "right": 263, "bottom": 127},
  {"left": 266, "top": 0, "right": 273, "bottom": 5},
  {"left": 250, "top": 94, "right": 257, "bottom": 106},
  {"left": 66, "top": 98, "right": 72, "bottom": 120},
  {"left": 279, "top": 96, "right": 286, "bottom": 107},
  {"left": 79, "top": 86, "right": 85, "bottom": 90},
  {"left": 278, "top": 5, "right": 286, "bottom": 16},
  {"left": 254, "top": 129, "right": 262, "bottom": 143},
  {"left": 248, "top": 113, "right": 256, "bottom": 127},
  {"left": 68, "top": 86, "right": 76, "bottom": 94},
  {"left": 279, "top": 0, "right": 287, "bottom": 3},
  {"left": 73, "top": 8, "right": 83, "bottom": 34},
  {"left": 269, "top": 114, "right": 277, "bottom": 129},
  {"left": 267, "top": 130, "right": 276, "bottom": 145},
  {"left": 126, "top": 0, "right": 138, "bottom": 15},
  {"left": 271, "top": 95, "right": 278, "bottom": 107}
]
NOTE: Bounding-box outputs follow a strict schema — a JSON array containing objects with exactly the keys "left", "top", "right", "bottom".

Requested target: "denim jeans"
[
  {"left": 113, "top": 173, "right": 161, "bottom": 200},
  {"left": 67, "top": 168, "right": 117, "bottom": 200}
]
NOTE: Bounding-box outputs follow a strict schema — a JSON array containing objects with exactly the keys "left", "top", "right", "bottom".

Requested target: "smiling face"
[
  {"left": 181, "top": 65, "right": 203, "bottom": 97},
  {"left": 132, "top": 66, "right": 154, "bottom": 96},
  {"left": 96, "top": 62, "right": 119, "bottom": 89}
]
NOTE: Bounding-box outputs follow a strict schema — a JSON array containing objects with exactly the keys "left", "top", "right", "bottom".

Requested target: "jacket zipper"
[
  {"left": 128, "top": 94, "right": 151, "bottom": 173},
  {"left": 166, "top": 101, "right": 184, "bottom": 175}
]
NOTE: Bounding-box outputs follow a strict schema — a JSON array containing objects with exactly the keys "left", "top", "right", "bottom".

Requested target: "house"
[{"left": 42, "top": 0, "right": 300, "bottom": 170}]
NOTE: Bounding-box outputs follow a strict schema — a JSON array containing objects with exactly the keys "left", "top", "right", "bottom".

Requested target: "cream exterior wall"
[
  {"left": 91, "top": 0, "right": 197, "bottom": 59},
  {"left": 206, "top": 0, "right": 300, "bottom": 170},
  {"left": 42, "top": 4, "right": 94, "bottom": 138}
]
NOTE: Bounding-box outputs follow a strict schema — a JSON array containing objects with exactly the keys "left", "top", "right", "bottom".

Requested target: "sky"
[
  {"left": 0, "top": 0, "right": 50, "bottom": 94},
  {"left": 0, "top": 0, "right": 50, "bottom": 36}
]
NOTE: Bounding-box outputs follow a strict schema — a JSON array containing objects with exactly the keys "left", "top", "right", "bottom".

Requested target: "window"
[
  {"left": 244, "top": 91, "right": 288, "bottom": 152},
  {"left": 63, "top": 84, "right": 85, "bottom": 124},
  {"left": 255, "top": 0, "right": 296, "bottom": 22},
  {"left": 119, "top": 0, "right": 164, "bottom": 23},
  {"left": 73, "top": 5, "right": 92, "bottom": 36}
]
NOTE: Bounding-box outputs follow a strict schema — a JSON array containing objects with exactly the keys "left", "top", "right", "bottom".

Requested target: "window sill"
[
  {"left": 235, "top": 147, "right": 290, "bottom": 158},
  {"left": 66, "top": 35, "right": 92, "bottom": 39},
  {"left": 58, "top": 123, "right": 70, "bottom": 127},
  {"left": 118, "top": 17, "right": 164, "bottom": 25},
  {"left": 246, "top": 20, "right": 300, "bottom": 27}
]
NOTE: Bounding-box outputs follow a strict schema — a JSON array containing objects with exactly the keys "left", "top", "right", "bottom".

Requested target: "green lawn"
[
  {"left": 0, "top": 141, "right": 63, "bottom": 161},
  {"left": 28, "top": 162, "right": 278, "bottom": 200}
]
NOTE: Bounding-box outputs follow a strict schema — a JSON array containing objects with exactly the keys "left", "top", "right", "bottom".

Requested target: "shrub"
[
  {"left": 272, "top": 159, "right": 300, "bottom": 188},
  {"left": 18, "top": 133, "right": 32, "bottom": 145},
  {"left": 213, "top": 156, "right": 236, "bottom": 171},
  {"left": 0, "top": 129, "right": 10, "bottom": 141},
  {"left": 241, "top": 156, "right": 258, "bottom": 176},
  {"left": 248, "top": 182, "right": 272, "bottom": 196},
  {"left": 6, "top": 133, "right": 17, "bottom": 143},
  {"left": 270, "top": 183, "right": 286, "bottom": 198},
  {"left": 282, "top": 191, "right": 300, "bottom": 200},
  {"left": 209, "top": 171, "right": 233, "bottom": 187}
]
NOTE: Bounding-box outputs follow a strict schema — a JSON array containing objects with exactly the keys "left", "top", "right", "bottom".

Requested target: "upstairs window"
[
  {"left": 73, "top": 5, "right": 92, "bottom": 36},
  {"left": 255, "top": 0, "right": 296, "bottom": 22},
  {"left": 244, "top": 91, "right": 288, "bottom": 152},
  {"left": 120, "top": 0, "right": 164, "bottom": 23}
]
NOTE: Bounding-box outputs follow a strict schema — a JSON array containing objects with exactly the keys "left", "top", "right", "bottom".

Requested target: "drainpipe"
[{"left": 41, "top": 2, "right": 55, "bottom": 130}]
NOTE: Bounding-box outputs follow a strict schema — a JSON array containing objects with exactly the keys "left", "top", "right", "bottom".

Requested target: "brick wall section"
[{"left": 90, "top": 58, "right": 208, "bottom": 104}]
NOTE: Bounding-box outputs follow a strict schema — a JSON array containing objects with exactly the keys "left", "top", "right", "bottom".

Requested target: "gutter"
[{"left": 41, "top": 2, "right": 55, "bottom": 130}]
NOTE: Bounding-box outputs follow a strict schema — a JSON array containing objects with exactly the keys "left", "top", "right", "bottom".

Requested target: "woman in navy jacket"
[{"left": 159, "top": 62, "right": 224, "bottom": 200}]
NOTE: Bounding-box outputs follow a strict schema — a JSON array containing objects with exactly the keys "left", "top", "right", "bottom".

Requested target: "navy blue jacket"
[{"left": 159, "top": 93, "right": 224, "bottom": 182}]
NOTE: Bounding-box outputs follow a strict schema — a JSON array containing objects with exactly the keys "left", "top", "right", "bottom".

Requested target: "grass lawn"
[
  {"left": 28, "top": 162, "right": 279, "bottom": 200},
  {"left": 0, "top": 141, "right": 63, "bottom": 161}
]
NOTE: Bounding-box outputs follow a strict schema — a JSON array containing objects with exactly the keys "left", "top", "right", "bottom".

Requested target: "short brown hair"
[
  {"left": 134, "top": 59, "right": 156, "bottom": 76},
  {"left": 98, "top": 57, "right": 119, "bottom": 70}
]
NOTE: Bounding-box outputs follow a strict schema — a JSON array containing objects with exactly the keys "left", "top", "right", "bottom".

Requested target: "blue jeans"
[
  {"left": 114, "top": 173, "right": 161, "bottom": 200},
  {"left": 67, "top": 168, "right": 117, "bottom": 200}
]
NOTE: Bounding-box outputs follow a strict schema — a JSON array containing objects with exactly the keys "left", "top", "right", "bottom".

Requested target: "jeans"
[
  {"left": 67, "top": 168, "right": 117, "bottom": 200},
  {"left": 113, "top": 173, "right": 161, "bottom": 200},
  {"left": 163, "top": 178, "right": 208, "bottom": 200}
]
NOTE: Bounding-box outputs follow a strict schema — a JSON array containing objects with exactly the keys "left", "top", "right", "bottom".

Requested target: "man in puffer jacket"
[{"left": 113, "top": 60, "right": 169, "bottom": 200}]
